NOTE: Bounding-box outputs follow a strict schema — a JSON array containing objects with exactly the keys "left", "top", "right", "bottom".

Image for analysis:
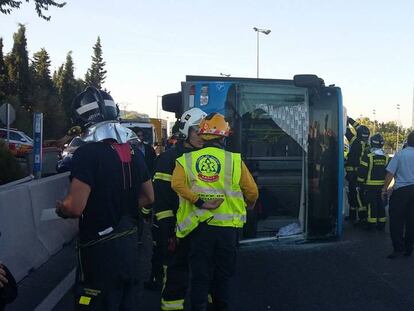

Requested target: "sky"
[{"left": 1, "top": 0, "right": 414, "bottom": 127}]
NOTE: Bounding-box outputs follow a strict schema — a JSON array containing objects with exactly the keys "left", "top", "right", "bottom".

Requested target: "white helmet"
[{"left": 178, "top": 108, "right": 207, "bottom": 139}]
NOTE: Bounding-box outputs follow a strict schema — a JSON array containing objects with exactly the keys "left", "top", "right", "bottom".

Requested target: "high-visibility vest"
[{"left": 175, "top": 147, "right": 246, "bottom": 238}]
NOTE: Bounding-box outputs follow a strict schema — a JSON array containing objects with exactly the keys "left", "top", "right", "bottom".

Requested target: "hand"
[
  {"left": 167, "top": 236, "right": 178, "bottom": 252},
  {"left": 0, "top": 263, "right": 8, "bottom": 288},
  {"left": 381, "top": 189, "right": 389, "bottom": 201},
  {"left": 246, "top": 201, "right": 256, "bottom": 210},
  {"left": 67, "top": 126, "right": 82, "bottom": 136},
  {"left": 55, "top": 200, "right": 68, "bottom": 219},
  {"left": 201, "top": 198, "right": 224, "bottom": 210}
]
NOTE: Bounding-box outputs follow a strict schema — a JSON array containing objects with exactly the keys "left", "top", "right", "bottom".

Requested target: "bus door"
[{"left": 306, "top": 86, "right": 343, "bottom": 239}]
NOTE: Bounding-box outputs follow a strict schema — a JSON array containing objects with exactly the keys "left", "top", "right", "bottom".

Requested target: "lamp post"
[
  {"left": 220, "top": 72, "right": 231, "bottom": 77},
  {"left": 156, "top": 95, "right": 162, "bottom": 119},
  {"left": 253, "top": 27, "right": 271, "bottom": 78},
  {"left": 373, "top": 109, "right": 376, "bottom": 133},
  {"left": 396, "top": 104, "right": 400, "bottom": 151}
]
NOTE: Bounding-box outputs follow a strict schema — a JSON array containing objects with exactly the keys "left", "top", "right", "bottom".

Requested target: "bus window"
[{"left": 226, "top": 83, "right": 308, "bottom": 239}]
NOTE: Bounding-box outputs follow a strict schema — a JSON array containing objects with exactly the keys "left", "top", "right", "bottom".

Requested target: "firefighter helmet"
[
  {"left": 356, "top": 125, "right": 370, "bottom": 141},
  {"left": 198, "top": 113, "right": 230, "bottom": 140},
  {"left": 72, "top": 86, "right": 119, "bottom": 126},
  {"left": 370, "top": 133, "right": 384, "bottom": 148},
  {"left": 178, "top": 108, "right": 207, "bottom": 139}
]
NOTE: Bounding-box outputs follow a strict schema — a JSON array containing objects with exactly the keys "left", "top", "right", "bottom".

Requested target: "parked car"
[
  {"left": 0, "top": 128, "right": 33, "bottom": 157},
  {"left": 56, "top": 136, "right": 86, "bottom": 173},
  {"left": 61, "top": 136, "right": 85, "bottom": 158}
]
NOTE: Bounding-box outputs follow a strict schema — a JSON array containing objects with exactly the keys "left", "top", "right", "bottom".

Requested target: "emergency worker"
[
  {"left": 345, "top": 124, "right": 370, "bottom": 221},
  {"left": 171, "top": 112, "right": 258, "bottom": 311},
  {"left": 357, "top": 133, "right": 389, "bottom": 230},
  {"left": 55, "top": 87, "right": 154, "bottom": 310},
  {"left": 145, "top": 108, "right": 207, "bottom": 311},
  {"left": 135, "top": 128, "right": 157, "bottom": 176},
  {"left": 383, "top": 131, "right": 414, "bottom": 258}
]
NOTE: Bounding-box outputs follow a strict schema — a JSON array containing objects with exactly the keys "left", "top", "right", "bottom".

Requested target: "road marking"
[{"left": 34, "top": 268, "right": 76, "bottom": 311}]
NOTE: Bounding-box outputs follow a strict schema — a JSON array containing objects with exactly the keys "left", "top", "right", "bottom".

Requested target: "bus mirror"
[
  {"left": 293, "top": 74, "right": 324, "bottom": 88},
  {"left": 162, "top": 92, "right": 182, "bottom": 118}
]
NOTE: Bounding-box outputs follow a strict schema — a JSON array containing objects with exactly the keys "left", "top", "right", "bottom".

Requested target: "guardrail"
[{"left": 0, "top": 173, "right": 78, "bottom": 282}]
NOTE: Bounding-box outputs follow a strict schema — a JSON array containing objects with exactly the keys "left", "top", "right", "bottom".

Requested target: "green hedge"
[{"left": 0, "top": 139, "right": 24, "bottom": 185}]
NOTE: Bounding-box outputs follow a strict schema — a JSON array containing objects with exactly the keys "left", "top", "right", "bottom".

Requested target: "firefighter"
[
  {"left": 171, "top": 112, "right": 259, "bottom": 311},
  {"left": 345, "top": 124, "right": 370, "bottom": 221},
  {"left": 357, "top": 133, "right": 389, "bottom": 230},
  {"left": 55, "top": 87, "right": 154, "bottom": 310},
  {"left": 144, "top": 108, "right": 207, "bottom": 310}
]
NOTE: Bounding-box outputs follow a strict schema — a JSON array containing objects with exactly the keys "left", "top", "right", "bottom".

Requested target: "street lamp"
[
  {"left": 156, "top": 95, "right": 162, "bottom": 119},
  {"left": 220, "top": 72, "right": 231, "bottom": 77},
  {"left": 253, "top": 27, "right": 271, "bottom": 78},
  {"left": 396, "top": 104, "right": 401, "bottom": 151},
  {"left": 373, "top": 109, "right": 376, "bottom": 132}
]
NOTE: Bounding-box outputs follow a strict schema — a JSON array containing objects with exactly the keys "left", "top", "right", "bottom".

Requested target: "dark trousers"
[
  {"left": 161, "top": 237, "right": 190, "bottom": 310},
  {"left": 364, "top": 188, "right": 386, "bottom": 227},
  {"left": 347, "top": 174, "right": 358, "bottom": 220},
  {"left": 149, "top": 220, "right": 167, "bottom": 282},
  {"left": 189, "top": 223, "right": 238, "bottom": 311},
  {"left": 389, "top": 185, "right": 414, "bottom": 252},
  {"left": 74, "top": 225, "right": 139, "bottom": 311}
]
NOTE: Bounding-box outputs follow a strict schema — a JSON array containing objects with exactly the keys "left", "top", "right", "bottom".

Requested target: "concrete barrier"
[
  {"left": 28, "top": 173, "right": 78, "bottom": 255},
  {"left": 0, "top": 185, "right": 49, "bottom": 282},
  {"left": 0, "top": 172, "right": 78, "bottom": 282}
]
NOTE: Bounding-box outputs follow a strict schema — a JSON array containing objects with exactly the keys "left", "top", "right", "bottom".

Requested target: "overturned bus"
[{"left": 162, "top": 75, "right": 345, "bottom": 241}]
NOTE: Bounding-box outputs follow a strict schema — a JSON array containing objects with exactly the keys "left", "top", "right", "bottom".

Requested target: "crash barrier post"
[{"left": 0, "top": 172, "right": 77, "bottom": 282}]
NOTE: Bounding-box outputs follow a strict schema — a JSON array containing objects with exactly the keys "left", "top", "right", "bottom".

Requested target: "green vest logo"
[{"left": 195, "top": 154, "right": 221, "bottom": 182}]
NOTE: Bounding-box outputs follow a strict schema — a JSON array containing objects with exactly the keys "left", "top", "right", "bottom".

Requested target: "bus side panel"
[{"left": 183, "top": 82, "right": 233, "bottom": 115}]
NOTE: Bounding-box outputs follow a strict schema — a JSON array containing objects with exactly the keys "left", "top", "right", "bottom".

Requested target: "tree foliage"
[
  {"left": 55, "top": 51, "right": 84, "bottom": 129},
  {"left": 31, "top": 48, "right": 66, "bottom": 138},
  {"left": 0, "top": 0, "right": 66, "bottom": 20},
  {"left": 85, "top": 36, "right": 107, "bottom": 89},
  {"left": 0, "top": 24, "right": 109, "bottom": 139},
  {"left": 0, "top": 38, "right": 9, "bottom": 102},
  {"left": 355, "top": 116, "right": 410, "bottom": 152}
]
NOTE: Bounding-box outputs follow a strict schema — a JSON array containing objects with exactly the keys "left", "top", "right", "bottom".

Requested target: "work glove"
[{"left": 67, "top": 126, "right": 82, "bottom": 137}]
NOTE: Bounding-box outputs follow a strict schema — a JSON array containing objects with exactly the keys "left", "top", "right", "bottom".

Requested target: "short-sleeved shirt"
[
  {"left": 71, "top": 142, "right": 150, "bottom": 242},
  {"left": 386, "top": 146, "right": 414, "bottom": 190}
]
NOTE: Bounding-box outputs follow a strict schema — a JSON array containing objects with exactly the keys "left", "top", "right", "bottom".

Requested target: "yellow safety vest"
[{"left": 175, "top": 147, "right": 246, "bottom": 238}]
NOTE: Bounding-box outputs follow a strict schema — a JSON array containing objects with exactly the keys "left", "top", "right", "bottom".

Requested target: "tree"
[
  {"left": 6, "top": 24, "right": 31, "bottom": 103},
  {"left": 31, "top": 48, "right": 65, "bottom": 138},
  {"left": 5, "top": 24, "right": 32, "bottom": 133},
  {"left": 0, "top": 38, "right": 9, "bottom": 103},
  {"left": 85, "top": 36, "right": 107, "bottom": 89},
  {"left": 0, "top": 0, "right": 66, "bottom": 20},
  {"left": 54, "top": 51, "right": 85, "bottom": 128},
  {"left": 32, "top": 48, "right": 53, "bottom": 89}
]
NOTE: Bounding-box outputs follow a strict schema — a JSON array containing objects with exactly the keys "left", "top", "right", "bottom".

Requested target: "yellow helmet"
[{"left": 198, "top": 113, "right": 230, "bottom": 140}]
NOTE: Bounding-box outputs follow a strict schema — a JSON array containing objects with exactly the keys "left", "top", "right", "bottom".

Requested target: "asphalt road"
[{"left": 7, "top": 223, "right": 414, "bottom": 311}]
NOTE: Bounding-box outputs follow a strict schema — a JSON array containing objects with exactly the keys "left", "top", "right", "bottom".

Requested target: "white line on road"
[{"left": 34, "top": 268, "right": 76, "bottom": 311}]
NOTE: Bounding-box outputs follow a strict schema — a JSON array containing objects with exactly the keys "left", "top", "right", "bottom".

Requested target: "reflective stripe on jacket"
[
  {"left": 357, "top": 152, "right": 389, "bottom": 186},
  {"left": 175, "top": 147, "right": 246, "bottom": 238}
]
